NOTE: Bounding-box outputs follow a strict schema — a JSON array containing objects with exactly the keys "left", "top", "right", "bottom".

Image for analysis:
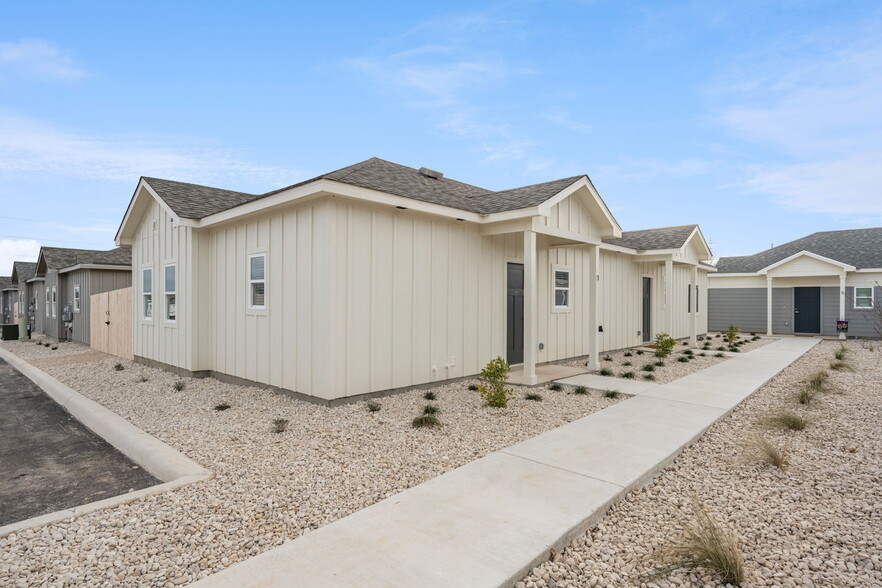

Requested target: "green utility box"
[
  {"left": 1, "top": 323, "right": 19, "bottom": 340},
  {"left": 18, "top": 316, "right": 28, "bottom": 341}
]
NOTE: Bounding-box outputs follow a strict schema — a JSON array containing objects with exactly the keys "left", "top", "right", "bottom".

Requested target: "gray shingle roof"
[
  {"left": 715, "top": 228, "right": 882, "bottom": 273},
  {"left": 143, "top": 158, "right": 589, "bottom": 219},
  {"left": 39, "top": 247, "right": 132, "bottom": 271},
  {"left": 11, "top": 261, "right": 36, "bottom": 283},
  {"left": 0, "top": 276, "right": 15, "bottom": 291},
  {"left": 603, "top": 224, "right": 699, "bottom": 251}
]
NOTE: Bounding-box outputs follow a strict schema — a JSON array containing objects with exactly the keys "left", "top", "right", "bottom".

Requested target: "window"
[
  {"left": 142, "top": 268, "right": 153, "bottom": 320},
  {"left": 51, "top": 287, "right": 57, "bottom": 318},
  {"left": 249, "top": 254, "right": 266, "bottom": 309},
  {"left": 73, "top": 285, "right": 81, "bottom": 313},
  {"left": 553, "top": 268, "right": 571, "bottom": 310},
  {"left": 695, "top": 284, "right": 700, "bottom": 313},
  {"left": 164, "top": 264, "right": 176, "bottom": 322},
  {"left": 687, "top": 283, "right": 692, "bottom": 313},
  {"left": 46, "top": 288, "right": 50, "bottom": 317},
  {"left": 855, "top": 287, "right": 874, "bottom": 309}
]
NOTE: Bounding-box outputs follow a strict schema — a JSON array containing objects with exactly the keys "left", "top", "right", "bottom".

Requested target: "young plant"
[
  {"left": 830, "top": 361, "right": 851, "bottom": 372},
  {"left": 51, "top": 345, "right": 58, "bottom": 350},
  {"left": 214, "top": 403, "right": 231, "bottom": 411},
  {"left": 173, "top": 380, "right": 186, "bottom": 392},
  {"left": 643, "top": 373, "right": 656, "bottom": 381},
  {"left": 423, "top": 404, "right": 440, "bottom": 414},
  {"left": 477, "top": 356, "right": 514, "bottom": 408},
  {"left": 717, "top": 346, "right": 726, "bottom": 351},
  {"left": 636, "top": 350, "right": 645, "bottom": 355},
  {"left": 747, "top": 435, "right": 788, "bottom": 469},
  {"left": 767, "top": 411, "right": 808, "bottom": 431},
  {"left": 467, "top": 383, "right": 479, "bottom": 391},
  {"left": 654, "top": 360, "right": 665, "bottom": 367},
  {"left": 138, "top": 375, "right": 149, "bottom": 383},
  {"left": 796, "top": 386, "right": 817, "bottom": 405},
  {"left": 367, "top": 401, "right": 381, "bottom": 412},
  {"left": 699, "top": 352, "right": 707, "bottom": 357},
  {"left": 622, "top": 361, "right": 632, "bottom": 366},
  {"left": 603, "top": 355, "right": 613, "bottom": 362},
  {"left": 642, "top": 363, "right": 655, "bottom": 372},
  {"left": 548, "top": 382, "right": 563, "bottom": 391},
  {"left": 623, "top": 351, "right": 633, "bottom": 357},
  {"left": 273, "top": 418, "right": 289, "bottom": 434},
  {"left": 412, "top": 414, "right": 440, "bottom": 428},
  {"left": 683, "top": 349, "right": 694, "bottom": 356},
  {"left": 603, "top": 390, "right": 621, "bottom": 399},
  {"left": 113, "top": 363, "right": 124, "bottom": 371},
  {"left": 654, "top": 333, "right": 676, "bottom": 358},
  {"left": 524, "top": 392, "right": 543, "bottom": 401},
  {"left": 424, "top": 391, "right": 437, "bottom": 400},
  {"left": 715, "top": 352, "right": 725, "bottom": 358},
  {"left": 725, "top": 324, "right": 742, "bottom": 344},
  {"left": 806, "top": 371, "right": 829, "bottom": 391},
  {"left": 573, "top": 385, "right": 589, "bottom": 395},
  {"left": 677, "top": 356, "right": 689, "bottom": 363},
  {"left": 621, "top": 371, "right": 636, "bottom": 379},
  {"left": 600, "top": 368, "right": 614, "bottom": 376},
  {"left": 834, "top": 344, "right": 848, "bottom": 360}
]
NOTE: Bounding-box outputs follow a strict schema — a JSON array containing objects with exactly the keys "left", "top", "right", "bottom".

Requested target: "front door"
[
  {"left": 642, "top": 277, "right": 652, "bottom": 343},
  {"left": 506, "top": 263, "right": 524, "bottom": 365},
  {"left": 794, "top": 287, "right": 821, "bottom": 334}
]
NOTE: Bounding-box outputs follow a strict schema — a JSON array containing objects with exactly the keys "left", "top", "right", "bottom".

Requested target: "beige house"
[{"left": 115, "top": 158, "right": 714, "bottom": 404}]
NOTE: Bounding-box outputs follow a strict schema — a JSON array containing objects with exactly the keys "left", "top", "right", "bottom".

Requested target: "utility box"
[
  {"left": 1, "top": 323, "right": 19, "bottom": 340},
  {"left": 18, "top": 316, "right": 28, "bottom": 341}
]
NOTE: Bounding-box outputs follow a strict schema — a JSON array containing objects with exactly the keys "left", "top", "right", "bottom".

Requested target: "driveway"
[{"left": 0, "top": 357, "right": 158, "bottom": 527}]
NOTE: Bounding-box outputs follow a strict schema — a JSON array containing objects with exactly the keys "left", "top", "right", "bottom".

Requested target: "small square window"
[{"left": 854, "top": 287, "right": 874, "bottom": 309}]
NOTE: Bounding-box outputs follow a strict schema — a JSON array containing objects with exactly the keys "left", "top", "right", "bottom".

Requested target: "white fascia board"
[
  {"left": 115, "top": 179, "right": 185, "bottom": 245},
  {"left": 59, "top": 264, "right": 131, "bottom": 275},
  {"left": 708, "top": 272, "right": 756, "bottom": 278},
  {"left": 536, "top": 177, "right": 623, "bottom": 238},
  {"left": 25, "top": 277, "right": 46, "bottom": 283},
  {"left": 855, "top": 268, "right": 882, "bottom": 273},
  {"left": 757, "top": 250, "right": 856, "bottom": 275},
  {"left": 598, "top": 242, "right": 637, "bottom": 254}
]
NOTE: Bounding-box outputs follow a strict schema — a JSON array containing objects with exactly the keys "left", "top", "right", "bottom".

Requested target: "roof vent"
[{"left": 418, "top": 167, "right": 444, "bottom": 180}]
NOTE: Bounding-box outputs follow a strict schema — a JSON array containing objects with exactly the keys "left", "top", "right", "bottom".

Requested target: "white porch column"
[
  {"left": 766, "top": 275, "right": 773, "bottom": 336},
  {"left": 839, "top": 273, "right": 847, "bottom": 340},
  {"left": 587, "top": 244, "right": 600, "bottom": 371},
  {"left": 690, "top": 264, "right": 698, "bottom": 347},
  {"left": 523, "top": 230, "right": 539, "bottom": 384},
  {"left": 664, "top": 259, "right": 673, "bottom": 335}
]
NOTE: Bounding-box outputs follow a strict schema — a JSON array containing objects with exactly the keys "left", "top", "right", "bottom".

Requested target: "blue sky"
[{"left": 1, "top": 1, "right": 881, "bottom": 271}]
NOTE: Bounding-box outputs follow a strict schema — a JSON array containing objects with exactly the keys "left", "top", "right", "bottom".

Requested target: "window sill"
[{"left": 551, "top": 307, "right": 572, "bottom": 314}]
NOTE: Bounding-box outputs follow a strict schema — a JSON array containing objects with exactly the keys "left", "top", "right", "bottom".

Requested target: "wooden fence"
[{"left": 90, "top": 287, "right": 133, "bottom": 359}]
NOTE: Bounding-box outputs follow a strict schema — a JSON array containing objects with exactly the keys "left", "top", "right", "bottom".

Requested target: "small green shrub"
[
  {"left": 717, "top": 346, "right": 726, "bottom": 351},
  {"left": 715, "top": 352, "right": 725, "bottom": 358},
  {"left": 806, "top": 371, "right": 829, "bottom": 391},
  {"left": 623, "top": 361, "right": 632, "bottom": 366},
  {"left": 677, "top": 356, "right": 689, "bottom": 363},
  {"left": 113, "top": 363, "right": 124, "bottom": 371},
  {"left": 642, "top": 363, "right": 656, "bottom": 372},
  {"left": 683, "top": 349, "right": 694, "bottom": 356},
  {"left": 728, "top": 346, "right": 740, "bottom": 353},
  {"left": 214, "top": 403, "right": 231, "bottom": 411},
  {"left": 699, "top": 352, "right": 707, "bottom": 357},
  {"left": 51, "top": 345, "right": 58, "bottom": 350},
  {"left": 367, "top": 401, "right": 381, "bottom": 412},
  {"left": 636, "top": 350, "right": 645, "bottom": 355},
  {"left": 797, "top": 386, "right": 817, "bottom": 405},
  {"left": 830, "top": 361, "right": 851, "bottom": 371},
  {"left": 623, "top": 351, "right": 633, "bottom": 357},
  {"left": 767, "top": 411, "right": 808, "bottom": 431},
  {"left": 525, "top": 392, "right": 543, "bottom": 401},
  {"left": 621, "top": 371, "right": 636, "bottom": 379},
  {"left": 643, "top": 374, "right": 656, "bottom": 381},
  {"left": 43, "top": 342, "right": 50, "bottom": 347},
  {"left": 654, "top": 333, "right": 676, "bottom": 358},
  {"left": 603, "top": 355, "right": 613, "bottom": 362},
  {"left": 725, "top": 324, "right": 742, "bottom": 344},
  {"left": 604, "top": 390, "right": 621, "bottom": 399},
  {"left": 548, "top": 382, "right": 562, "bottom": 391},
  {"left": 273, "top": 418, "right": 289, "bottom": 434},
  {"left": 834, "top": 344, "right": 848, "bottom": 360},
  {"left": 173, "top": 380, "right": 186, "bottom": 392},
  {"left": 467, "top": 384, "right": 479, "bottom": 391},
  {"left": 424, "top": 391, "right": 437, "bottom": 400},
  {"left": 477, "top": 357, "right": 514, "bottom": 408},
  {"left": 412, "top": 414, "right": 441, "bottom": 428},
  {"left": 750, "top": 332, "right": 756, "bottom": 336},
  {"left": 573, "top": 385, "right": 589, "bottom": 395},
  {"left": 600, "top": 368, "right": 614, "bottom": 376},
  {"left": 423, "top": 404, "right": 439, "bottom": 415},
  {"left": 654, "top": 360, "right": 665, "bottom": 367}
]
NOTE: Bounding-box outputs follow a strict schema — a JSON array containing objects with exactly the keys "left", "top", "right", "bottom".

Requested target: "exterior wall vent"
[{"left": 418, "top": 167, "right": 444, "bottom": 179}]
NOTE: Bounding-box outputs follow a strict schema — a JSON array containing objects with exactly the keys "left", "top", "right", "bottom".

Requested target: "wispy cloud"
[
  {"left": 541, "top": 108, "right": 591, "bottom": 132},
  {"left": 0, "top": 39, "right": 88, "bottom": 81},
  {"left": 0, "top": 239, "right": 40, "bottom": 275},
  {"left": 596, "top": 157, "right": 721, "bottom": 181},
  {"left": 0, "top": 114, "right": 307, "bottom": 189}
]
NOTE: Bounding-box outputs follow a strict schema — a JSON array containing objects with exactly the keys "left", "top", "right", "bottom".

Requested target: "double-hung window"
[
  {"left": 695, "top": 284, "right": 700, "bottom": 313},
  {"left": 164, "top": 264, "right": 176, "bottom": 322},
  {"left": 46, "top": 288, "right": 50, "bottom": 317},
  {"left": 142, "top": 268, "right": 153, "bottom": 320},
  {"left": 687, "top": 283, "right": 692, "bottom": 313},
  {"left": 249, "top": 254, "right": 266, "bottom": 309},
  {"left": 553, "top": 268, "right": 571, "bottom": 310},
  {"left": 51, "top": 287, "right": 57, "bottom": 318},
  {"left": 73, "top": 285, "right": 81, "bottom": 313},
  {"left": 854, "top": 287, "right": 874, "bottom": 309}
]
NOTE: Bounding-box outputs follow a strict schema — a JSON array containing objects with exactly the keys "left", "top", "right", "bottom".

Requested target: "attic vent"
[{"left": 418, "top": 167, "right": 444, "bottom": 180}]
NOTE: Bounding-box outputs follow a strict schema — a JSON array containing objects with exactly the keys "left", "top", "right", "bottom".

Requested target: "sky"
[{"left": 1, "top": 0, "right": 881, "bottom": 272}]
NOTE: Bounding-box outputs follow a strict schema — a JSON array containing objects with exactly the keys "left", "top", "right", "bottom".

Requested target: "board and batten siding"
[{"left": 62, "top": 268, "right": 131, "bottom": 345}]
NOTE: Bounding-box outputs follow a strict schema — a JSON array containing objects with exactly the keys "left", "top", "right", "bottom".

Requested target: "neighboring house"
[
  {"left": 708, "top": 228, "right": 882, "bottom": 338},
  {"left": 34, "top": 247, "right": 132, "bottom": 343},
  {"left": 0, "top": 276, "right": 16, "bottom": 324},
  {"left": 115, "top": 157, "right": 714, "bottom": 404},
  {"left": 11, "top": 261, "right": 38, "bottom": 332}
]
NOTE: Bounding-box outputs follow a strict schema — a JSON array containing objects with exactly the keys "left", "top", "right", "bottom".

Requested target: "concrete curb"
[{"left": 0, "top": 348, "right": 212, "bottom": 536}]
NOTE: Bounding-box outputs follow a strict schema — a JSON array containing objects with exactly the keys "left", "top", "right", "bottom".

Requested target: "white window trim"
[
  {"left": 248, "top": 252, "right": 267, "bottom": 311},
  {"left": 73, "top": 284, "right": 81, "bottom": 313},
  {"left": 51, "top": 287, "right": 57, "bottom": 318},
  {"left": 164, "top": 263, "right": 177, "bottom": 323},
  {"left": 854, "top": 286, "right": 874, "bottom": 309},
  {"left": 142, "top": 267, "right": 153, "bottom": 321},
  {"left": 551, "top": 265, "right": 572, "bottom": 312}
]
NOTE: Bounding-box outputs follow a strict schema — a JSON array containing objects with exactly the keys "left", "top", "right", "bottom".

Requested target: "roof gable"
[
  {"left": 759, "top": 251, "right": 856, "bottom": 276},
  {"left": 602, "top": 224, "right": 700, "bottom": 251},
  {"left": 11, "top": 261, "right": 36, "bottom": 283},
  {"left": 36, "top": 246, "right": 131, "bottom": 274}
]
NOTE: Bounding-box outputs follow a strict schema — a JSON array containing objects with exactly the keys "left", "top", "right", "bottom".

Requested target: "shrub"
[
  {"left": 424, "top": 391, "right": 437, "bottom": 400},
  {"left": 643, "top": 374, "right": 656, "bottom": 381},
  {"left": 747, "top": 435, "right": 788, "bottom": 469},
  {"left": 214, "top": 403, "right": 231, "bottom": 411},
  {"left": 797, "top": 386, "right": 817, "bottom": 405},
  {"left": 113, "top": 362, "right": 124, "bottom": 371},
  {"left": 834, "top": 344, "right": 848, "bottom": 360},
  {"left": 623, "top": 361, "right": 632, "bottom": 366},
  {"left": 573, "top": 385, "right": 589, "bottom": 395},
  {"left": 715, "top": 352, "right": 725, "bottom": 358},
  {"left": 699, "top": 352, "right": 707, "bottom": 357},
  {"left": 367, "top": 401, "right": 381, "bottom": 412},
  {"left": 51, "top": 345, "right": 58, "bottom": 350},
  {"left": 654, "top": 333, "right": 676, "bottom": 358},
  {"left": 636, "top": 350, "right": 644, "bottom": 355},
  {"left": 806, "top": 371, "right": 829, "bottom": 391},
  {"left": 604, "top": 390, "right": 621, "bottom": 399},
  {"left": 423, "top": 404, "right": 439, "bottom": 414},
  {"left": 650, "top": 498, "right": 745, "bottom": 586},
  {"left": 43, "top": 342, "right": 50, "bottom": 347},
  {"left": 621, "top": 371, "right": 635, "bottom": 379},
  {"left": 524, "top": 392, "right": 543, "bottom": 401},
  {"left": 467, "top": 384, "right": 479, "bottom": 391},
  {"left": 412, "top": 414, "right": 440, "bottom": 428},
  {"left": 717, "top": 346, "right": 726, "bottom": 351},
  {"left": 600, "top": 368, "right": 614, "bottom": 376},
  {"left": 683, "top": 349, "right": 694, "bottom": 356},
  {"left": 677, "top": 356, "right": 689, "bottom": 363},
  {"left": 273, "top": 418, "right": 289, "bottom": 434},
  {"left": 767, "top": 411, "right": 808, "bottom": 431},
  {"left": 623, "top": 351, "right": 633, "bottom": 357},
  {"left": 548, "top": 382, "right": 562, "bottom": 391},
  {"left": 751, "top": 336, "right": 760, "bottom": 341},
  {"left": 654, "top": 360, "right": 665, "bottom": 367},
  {"left": 830, "top": 361, "right": 851, "bottom": 372},
  {"left": 603, "top": 355, "right": 613, "bottom": 362},
  {"left": 728, "top": 346, "right": 740, "bottom": 353},
  {"left": 173, "top": 380, "right": 186, "bottom": 392},
  {"left": 642, "top": 363, "right": 655, "bottom": 372},
  {"left": 750, "top": 332, "right": 756, "bottom": 336},
  {"left": 477, "top": 356, "right": 514, "bottom": 408},
  {"left": 725, "top": 324, "right": 742, "bottom": 344}
]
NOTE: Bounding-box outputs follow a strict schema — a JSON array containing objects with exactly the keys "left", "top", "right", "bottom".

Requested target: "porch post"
[
  {"left": 839, "top": 273, "right": 847, "bottom": 340},
  {"left": 664, "top": 259, "right": 673, "bottom": 335},
  {"left": 766, "top": 275, "right": 773, "bottom": 336},
  {"left": 523, "top": 230, "right": 538, "bottom": 384},
  {"left": 587, "top": 244, "right": 600, "bottom": 371},
  {"left": 690, "top": 264, "right": 698, "bottom": 347}
]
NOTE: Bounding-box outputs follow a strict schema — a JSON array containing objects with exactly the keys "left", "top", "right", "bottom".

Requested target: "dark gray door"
[
  {"left": 506, "top": 263, "right": 524, "bottom": 365},
  {"left": 642, "top": 277, "right": 652, "bottom": 343},
  {"left": 794, "top": 287, "right": 821, "bottom": 333}
]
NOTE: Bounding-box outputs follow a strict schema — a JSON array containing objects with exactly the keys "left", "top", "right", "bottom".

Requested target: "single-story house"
[
  {"left": 0, "top": 276, "right": 17, "bottom": 324},
  {"left": 115, "top": 157, "right": 715, "bottom": 404},
  {"left": 34, "top": 247, "right": 132, "bottom": 343},
  {"left": 708, "top": 228, "right": 882, "bottom": 339},
  {"left": 11, "top": 261, "right": 38, "bottom": 332}
]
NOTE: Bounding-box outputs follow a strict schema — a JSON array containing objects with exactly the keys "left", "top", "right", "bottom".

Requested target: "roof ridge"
[
  {"left": 622, "top": 223, "right": 698, "bottom": 233},
  {"left": 144, "top": 176, "right": 255, "bottom": 195}
]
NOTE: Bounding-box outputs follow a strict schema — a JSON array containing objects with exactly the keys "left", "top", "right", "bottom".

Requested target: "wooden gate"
[{"left": 90, "top": 287, "right": 132, "bottom": 359}]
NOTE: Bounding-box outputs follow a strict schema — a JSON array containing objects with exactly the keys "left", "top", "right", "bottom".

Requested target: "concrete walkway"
[{"left": 195, "top": 337, "right": 818, "bottom": 588}]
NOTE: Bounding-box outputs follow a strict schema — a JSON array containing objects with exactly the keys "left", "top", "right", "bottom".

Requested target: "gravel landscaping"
[
  {"left": 521, "top": 339, "right": 882, "bottom": 587},
  {"left": 0, "top": 341, "right": 620, "bottom": 587}
]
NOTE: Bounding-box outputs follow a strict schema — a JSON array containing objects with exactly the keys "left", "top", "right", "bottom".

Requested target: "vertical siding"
[{"left": 64, "top": 268, "right": 131, "bottom": 345}]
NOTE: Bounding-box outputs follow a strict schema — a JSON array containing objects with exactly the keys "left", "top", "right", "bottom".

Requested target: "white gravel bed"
[
  {"left": 0, "top": 341, "right": 620, "bottom": 587},
  {"left": 521, "top": 339, "right": 882, "bottom": 587},
  {"left": 704, "top": 332, "right": 778, "bottom": 354}
]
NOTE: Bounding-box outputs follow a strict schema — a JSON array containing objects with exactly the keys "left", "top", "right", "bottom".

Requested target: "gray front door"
[
  {"left": 642, "top": 277, "right": 652, "bottom": 343},
  {"left": 506, "top": 263, "right": 524, "bottom": 365},
  {"left": 794, "top": 287, "right": 821, "bottom": 334}
]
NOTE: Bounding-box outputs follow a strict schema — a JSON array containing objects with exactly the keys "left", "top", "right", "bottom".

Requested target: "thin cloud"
[
  {"left": 542, "top": 108, "right": 591, "bottom": 132},
  {"left": 0, "top": 239, "right": 40, "bottom": 274},
  {"left": 0, "top": 39, "right": 89, "bottom": 81}
]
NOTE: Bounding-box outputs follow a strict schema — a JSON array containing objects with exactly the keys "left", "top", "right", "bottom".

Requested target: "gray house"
[
  {"left": 708, "top": 228, "right": 882, "bottom": 338},
  {"left": 35, "top": 247, "right": 132, "bottom": 343},
  {"left": 0, "top": 276, "right": 16, "bottom": 324},
  {"left": 11, "top": 261, "right": 39, "bottom": 334}
]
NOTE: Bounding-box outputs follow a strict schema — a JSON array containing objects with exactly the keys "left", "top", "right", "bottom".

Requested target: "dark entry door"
[
  {"left": 642, "top": 277, "right": 652, "bottom": 343},
  {"left": 507, "top": 263, "right": 524, "bottom": 365},
  {"left": 794, "top": 287, "right": 821, "bottom": 333}
]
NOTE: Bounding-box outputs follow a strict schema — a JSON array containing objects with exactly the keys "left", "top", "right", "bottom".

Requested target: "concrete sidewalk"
[{"left": 195, "top": 337, "right": 818, "bottom": 588}]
